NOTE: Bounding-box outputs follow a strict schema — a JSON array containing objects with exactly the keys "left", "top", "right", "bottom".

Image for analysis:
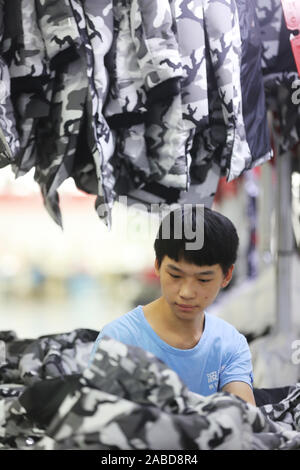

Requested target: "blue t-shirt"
[{"left": 89, "top": 305, "right": 253, "bottom": 396}]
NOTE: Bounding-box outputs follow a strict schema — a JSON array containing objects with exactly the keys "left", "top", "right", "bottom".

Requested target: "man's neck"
[{"left": 142, "top": 297, "right": 205, "bottom": 349}]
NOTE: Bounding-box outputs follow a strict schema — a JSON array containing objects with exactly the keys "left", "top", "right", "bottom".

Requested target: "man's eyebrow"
[{"left": 167, "top": 264, "right": 215, "bottom": 275}]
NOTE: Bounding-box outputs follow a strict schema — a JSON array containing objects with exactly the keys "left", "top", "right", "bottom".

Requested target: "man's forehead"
[{"left": 163, "top": 256, "right": 219, "bottom": 275}]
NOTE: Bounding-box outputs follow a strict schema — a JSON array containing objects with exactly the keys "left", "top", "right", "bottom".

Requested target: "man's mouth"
[{"left": 176, "top": 303, "right": 197, "bottom": 310}]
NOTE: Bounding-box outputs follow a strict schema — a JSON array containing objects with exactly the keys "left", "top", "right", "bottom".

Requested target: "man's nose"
[{"left": 178, "top": 281, "right": 196, "bottom": 299}]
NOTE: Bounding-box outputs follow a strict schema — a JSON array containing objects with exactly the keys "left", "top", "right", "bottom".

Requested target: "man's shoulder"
[
  {"left": 100, "top": 305, "right": 144, "bottom": 336},
  {"left": 206, "top": 314, "right": 250, "bottom": 362},
  {"left": 206, "top": 313, "right": 243, "bottom": 341},
  {"left": 90, "top": 306, "right": 145, "bottom": 364}
]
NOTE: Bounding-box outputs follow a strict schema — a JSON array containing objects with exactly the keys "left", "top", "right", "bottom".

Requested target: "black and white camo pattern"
[
  {"left": 0, "top": 331, "right": 300, "bottom": 450},
  {"left": 0, "top": 0, "right": 20, "bottom": 166},
  {"left": 174, "top": 0, "right": 272, "bottom": 182},
  {"left": 1, "top": 0, "right": 49, "bottom": 175},
  {"left": 255, "top": 0, "right": 300, "bottom": 153},
  {"left": 103, "top": 0, "right": 189, "bottom": 192},
  {"left": 69, "top": 0, "right": 117, "bottom": 229}
]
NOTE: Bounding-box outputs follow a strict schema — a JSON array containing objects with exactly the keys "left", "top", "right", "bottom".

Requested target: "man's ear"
[{"left": 221, "top": 264, "right": 234, "bottom": 288}]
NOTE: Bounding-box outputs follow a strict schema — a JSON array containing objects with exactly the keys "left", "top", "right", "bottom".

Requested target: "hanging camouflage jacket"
[
  {"left": 30, "top": 0, "right": 91, "bottom": 228},
  {"left": 0, "top": 0, "right": 48, "bottom": 175},
  {"left": 1, "top": 0, "right": 88, "bottom": 227},
  {"left": 0, "top": 0, "right": 19, "bottom": 167},
  {"left": 68, "top": 0, "right": 117, "bottom": 229},
  {"left": 180, "top": 0, "right": 272, "bottom": 185},
  {"left": 255, "top": 0, "right": 300, "bottom": 154},
  {"left": 103, "top": 0, "right": 188, "bottom": 196},
  {"left": 1, "top": 0, "right": 116, "bottom": 229}
]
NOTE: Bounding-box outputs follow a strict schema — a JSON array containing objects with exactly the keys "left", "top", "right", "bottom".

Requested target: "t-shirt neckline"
[{"left": 137, "top": 304, "right": 208, "bottom": 356}]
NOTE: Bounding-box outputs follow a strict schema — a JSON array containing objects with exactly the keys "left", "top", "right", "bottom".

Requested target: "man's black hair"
[{"left": 154, "top": 205, "right": 239, "bottom": 275}]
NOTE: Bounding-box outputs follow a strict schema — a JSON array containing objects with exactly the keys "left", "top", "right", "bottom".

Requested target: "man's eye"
[
  {"left": 198, "top": 279, "right": 211, "bottom": 283},
  {"left": 169, "top": 273, "right": 180, "bottom": 278}
]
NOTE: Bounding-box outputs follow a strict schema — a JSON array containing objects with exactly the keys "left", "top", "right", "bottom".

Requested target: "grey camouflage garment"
[
  {"left": 69, "top": 0, "right": 116, "bottom": 229},
  {"left": 0, "top": 0, "right": 88, "bottom": 227},
  {"left": 0, "top": 0, "right": 19, "bottom": 167},
  {"left": 103, "top": 0, "right": 188, "bottom": 192},
  {"left": 30, "top": 0, "right": 89, "bottom": 228},
  {"left": 255, "top": 0, "right": 300, "bottom": 153},
  {"left": 186, "top": 0, "right": 272, "bottom": 181},
  {"left": 2, "top": 0, "right": 117, "bottom": 229},
  {"left": 1, "top": 332, "right": 300, "bottom": 450},
  {"left": 4, "top": 0, "right": 49, "bottom": 176}
]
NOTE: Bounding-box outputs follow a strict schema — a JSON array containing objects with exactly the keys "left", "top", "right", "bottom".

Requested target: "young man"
[{"left": 90, "top": 205, "right": 256, "bottom": 406}]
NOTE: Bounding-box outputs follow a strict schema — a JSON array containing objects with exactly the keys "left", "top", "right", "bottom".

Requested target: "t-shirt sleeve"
[
  {"left": 88, "top": 323, "right": 124, "bottom": 367},
  {"left": 218, "top": 332, "right": 254, "bottom": 390},
  {"left": 88, "top": 321, "right": 137, "bottom": 367}
]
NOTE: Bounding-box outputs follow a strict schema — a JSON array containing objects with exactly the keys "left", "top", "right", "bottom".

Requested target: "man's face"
[{"left": 155, "top": 255, "right": 234, "bottom": 320}]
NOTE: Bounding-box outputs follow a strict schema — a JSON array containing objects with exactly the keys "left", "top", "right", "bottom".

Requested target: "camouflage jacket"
[
  {"left": 0, "top": 0, "right": 114, "bottom": 229},
  {"left": 0, "top": 0, "right": 89, "bottom": 227},
  {"left": 255, "top": 0, "right": 300, "bottom": 154},
  {"left": 177, "top": 0, "right": 272, "bottom": 183},
  {"left": 1, "top": 331, "right": 300, "bottom": 450},
  {"left": 103, "top": 0, "right": 189, "bottom": 195},
  {"left": 0, "top": 0, "right": 19, "bottom": 167}
]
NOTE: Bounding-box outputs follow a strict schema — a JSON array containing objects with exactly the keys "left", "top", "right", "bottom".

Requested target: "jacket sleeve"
[
  {"left": 130, "top": 0, "right": 182, "bottom": 95},
  {"left": 0, "top": 0, "right": 20, "bottom": 165},
  {"left": 130, "top": 0, "right": 191, "bottom": 190},
  {"left": 35, "top": 0, "right": 81, "bottom": 67},
  {"left": 203, "top": 0, "right": 272, "bottom": 181}
]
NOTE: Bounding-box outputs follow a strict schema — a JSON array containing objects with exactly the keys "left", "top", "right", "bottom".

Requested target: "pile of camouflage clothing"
[{"left": 0, "top": 330, "right": 300, "bottom": 450}]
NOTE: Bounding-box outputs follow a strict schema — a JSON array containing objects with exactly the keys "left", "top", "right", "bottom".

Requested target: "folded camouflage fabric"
[
  {"left": 0, "top": 332, "right": 300, "bottom": 450},
  {"left": 0, "top": 328, "right": 97, "bottom": 386}
]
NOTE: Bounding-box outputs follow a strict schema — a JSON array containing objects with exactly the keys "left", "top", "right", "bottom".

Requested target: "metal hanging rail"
[{"left": 274, "top": 142, "right": 294, "bottom": 337}]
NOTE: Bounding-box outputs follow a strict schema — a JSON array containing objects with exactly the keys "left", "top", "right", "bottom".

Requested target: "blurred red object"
[
  {"left": 140, "top": 267, "right": 159, "bottom": 284},
  {"left": 214, "top": 176, "right": 242, "bottom": 204}
]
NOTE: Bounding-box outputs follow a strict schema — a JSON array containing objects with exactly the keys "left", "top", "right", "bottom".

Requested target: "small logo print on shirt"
[{"left": 207, "top": 371, "right": 218, "bottom": 383}]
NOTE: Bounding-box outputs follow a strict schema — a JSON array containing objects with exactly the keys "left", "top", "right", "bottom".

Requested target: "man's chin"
[{"left": 173, "top": 303, "right": 203, "bottom": 315}]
